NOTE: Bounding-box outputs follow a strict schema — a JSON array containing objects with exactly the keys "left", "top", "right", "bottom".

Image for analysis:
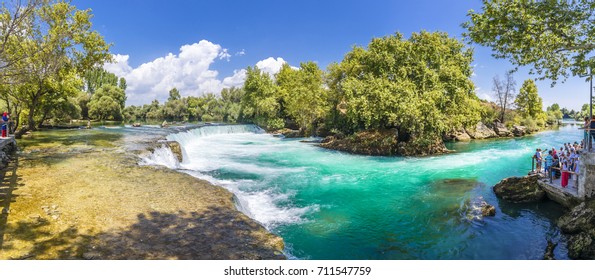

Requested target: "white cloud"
[
  {"left": 255, "top": 57, "right": 288, "bottom": 77},
  {"left": 103, "top": 40, "right": 290, "bottom": 106},
  {"left": 235, "top": 49, "right": 246, "bottom": 56},
  {"left": 476, "top": 87, "right": 494, "bottom": 102},
  {"left": 222, "top": 69, "right": 246, "bottom": 88},
  {"left": 103, "top": 54, "right": 132, "bottom": 77}
]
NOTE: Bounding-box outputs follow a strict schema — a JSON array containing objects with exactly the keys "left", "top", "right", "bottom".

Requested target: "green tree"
[
  {"left": 515, "top": 79, "right": 544, "bottom": 119},
  {"left": 464, "top": 0, "right": 595, "bottom": 82},
  {"left": 546, "top": 103, "right": 563, "bottom": 122},
  {"left": 327, "top": 31, "right": 481, "bottom": 148},
  {"left": 277, "top": 62, "right": 327, "bottom": 134},
  {"left": 3, "top": 1, "right": 111, "bottom": 133},
  {"left": 168, "top": 87, "right": 181, "bottom": 101},
  {"left": 241, "top": 66, "right": 284, "bottom": 130},
  {"left": 89, "top": 95, "right": 120, "bottom": 121},
  {"left": 88, "top": 84, "right": 126, "bottom": 120}
]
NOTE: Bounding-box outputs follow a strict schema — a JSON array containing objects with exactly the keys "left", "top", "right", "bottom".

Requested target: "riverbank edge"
[{"left": 277, "top": 121, "right": 559, "bottom": 157}]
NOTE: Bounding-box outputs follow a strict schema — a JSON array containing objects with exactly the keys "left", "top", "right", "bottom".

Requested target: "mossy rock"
[
  {"left": 567, "top": 229, "right": 595, "bottom": 260},
  {"left": 558, "top": 202, "right": 595, "bottom": 234}
]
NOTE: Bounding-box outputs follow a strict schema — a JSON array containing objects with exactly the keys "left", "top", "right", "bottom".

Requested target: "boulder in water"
[
  {"left": 444, "top": 130, "right": 471, "bottom": 142},
  {"left": 480, "top": 202, "right": 496, "bottom": 216},
  {"left": 466, "top": 122, "right": 497, "bottom": 139},
  {"left": 165, "top": 141, "right": 183, "bottom": 162},
  {"left": 493, "top": 121, "right": 512, "bottom": 137},
  {"left": 493, "top": 175, "right": 546, "bottom": 203},
  {"left": 512, "top": 125, "right": 527, "bottom": 137}
]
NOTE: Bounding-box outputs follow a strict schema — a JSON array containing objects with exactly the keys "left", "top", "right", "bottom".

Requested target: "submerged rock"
[
  {"left": 466, "top": 122, "right": 497, "bottom": 139},
  {"left": 492, "top": 175, "right": 545, "bottom": 203}
]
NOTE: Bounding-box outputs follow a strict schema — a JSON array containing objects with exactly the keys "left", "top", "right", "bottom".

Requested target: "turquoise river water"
[{"left": 137, "top": 123, "right": 585, "bottom": 260}]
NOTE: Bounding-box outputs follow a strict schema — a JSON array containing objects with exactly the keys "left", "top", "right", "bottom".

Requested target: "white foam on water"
[
  {"left": 139, "top": 145, "right": 180, "bottom": 169},
  {"left": 182, "top": 170, "right": 318, "bottom": 229},
  {"left": 142, "top": 124, "right": 319, "bottom": 230}
]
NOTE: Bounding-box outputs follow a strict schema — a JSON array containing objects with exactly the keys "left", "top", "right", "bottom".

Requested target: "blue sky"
[{"left": 72, "top": 0, "right": 591, "bottom": 110}]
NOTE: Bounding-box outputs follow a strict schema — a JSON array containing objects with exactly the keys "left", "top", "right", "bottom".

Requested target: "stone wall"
[
  {"left": 578, "top": 152, "right": 595, "bottom": 199},
  {"left": 0, "top": 137, "right": 17, "bottom": 169}
]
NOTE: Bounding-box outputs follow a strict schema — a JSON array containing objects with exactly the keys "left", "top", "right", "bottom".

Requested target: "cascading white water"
[
  {"left": 139, "top": 145, "right": 180, "bottom": 169},
  {"left": 140, "top": 124, "right": 317, "bottom": 229}
]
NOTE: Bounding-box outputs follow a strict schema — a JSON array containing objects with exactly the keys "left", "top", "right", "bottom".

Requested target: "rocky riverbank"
[
  {"left": 492, "top": 174, "right": 595, "bottom": 259},
  {"left": 318, "top": 128, "right": 448, "bottom": 156},
  {"left": 293, "top": 121, "right": 538, "bottom": 157},
  {"left": 0, "top": 129, "right": 284, "bottom": 259}
]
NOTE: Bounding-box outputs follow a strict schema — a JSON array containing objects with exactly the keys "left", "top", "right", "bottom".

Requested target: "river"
[{"left": 140, "top": 123, "right": 584, "bottom": 259}]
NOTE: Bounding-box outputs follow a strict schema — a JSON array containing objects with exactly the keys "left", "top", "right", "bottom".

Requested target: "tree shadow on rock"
[{"left": 91, "top": 208, "right": 285, "bottom": 260}]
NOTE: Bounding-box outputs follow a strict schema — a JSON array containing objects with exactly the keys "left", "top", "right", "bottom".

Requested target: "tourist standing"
[
  {"left": 544, "top": 150, "right": 553, "bottom": 177},
  {"left": 561, "top": 160, "right": 569, "bottom": 188},
  {"left": 534, "top": 148, "right": 543, "bottom": 173},
  {"left": 1, "top": 112, "right": 8, "bottom": 138}
]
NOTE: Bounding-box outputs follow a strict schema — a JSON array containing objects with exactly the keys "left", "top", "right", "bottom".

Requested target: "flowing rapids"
[{"left": 141, "top": 123, "right": 584, "bottom": 259}]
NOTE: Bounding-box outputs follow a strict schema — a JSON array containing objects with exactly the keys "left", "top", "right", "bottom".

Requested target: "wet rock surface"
[
  {"left": 466, "top": 122, "right": 497, "bottom": 139},
  {"left": 493, "top": 175, "right": 545, "bottom": 203},
  {"left": 558, "top": 202, "right": 595, "bottom": 259}
]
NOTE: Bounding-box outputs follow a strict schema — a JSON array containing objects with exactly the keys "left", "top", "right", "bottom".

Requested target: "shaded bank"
[{"left": 0, "top": 128, "right": 284, "bottom": 259}]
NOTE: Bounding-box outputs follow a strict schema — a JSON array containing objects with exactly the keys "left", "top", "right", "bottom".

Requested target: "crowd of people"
[{"left": 533, "top": 141, "right": 584, "bottom": 188}]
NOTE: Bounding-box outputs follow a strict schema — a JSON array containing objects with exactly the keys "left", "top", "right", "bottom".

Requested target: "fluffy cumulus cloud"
[
  {"left": 255, "top": 57, "right": 289, "bottom": 77},
  {"left": 104, "top": 40, "right": 291, "bottom": 106}
]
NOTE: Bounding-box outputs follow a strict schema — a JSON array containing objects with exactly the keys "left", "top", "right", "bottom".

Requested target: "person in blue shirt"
[{"left": 544, "top": 150, "right": 553, "bottom": 177}]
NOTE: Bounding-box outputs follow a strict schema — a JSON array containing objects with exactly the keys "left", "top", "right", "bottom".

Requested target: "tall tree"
[
  {"left": 241, "top": 66, "right": 283, "bottom": 130},
  {"left": 515, "top": 79, "right": 544, "bottom": 119},
  {"left": 168, "top": 87, "right": 181, "bottom": 101},
  {"left": 464, "top": 0, "right": 595, "bottom": 83},
  {"left": 492, "top": 71, "right": 516, "bottom": 122},
  {"left": 7, "top": 1, "right": 111, "bottom": 133}
]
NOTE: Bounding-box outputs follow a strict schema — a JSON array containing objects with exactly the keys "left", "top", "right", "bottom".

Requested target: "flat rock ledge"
[{"left": 493, "top": 175, "right": 545, "bottom": 203}]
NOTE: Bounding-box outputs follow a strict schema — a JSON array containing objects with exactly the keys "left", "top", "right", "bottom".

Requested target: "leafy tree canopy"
[{"left": 464, "top": 0, "right": 595, "bottom": 83}]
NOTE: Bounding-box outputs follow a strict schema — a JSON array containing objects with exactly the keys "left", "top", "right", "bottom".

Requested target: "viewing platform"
[{"left": 537, "top": 175, "right": 582, "bottom": 208}]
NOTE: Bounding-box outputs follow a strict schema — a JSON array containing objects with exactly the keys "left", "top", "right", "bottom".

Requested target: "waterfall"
[{"left": 166, "top": 124, "right": 265, "bottom": 147}]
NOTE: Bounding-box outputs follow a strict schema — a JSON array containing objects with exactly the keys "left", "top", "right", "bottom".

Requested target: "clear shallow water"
[{"left": 145, "top": 124, "right": 584, "bottom": 259}]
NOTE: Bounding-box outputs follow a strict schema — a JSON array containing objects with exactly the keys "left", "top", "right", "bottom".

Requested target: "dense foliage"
[
  {"left": 327, "top": 31, "right": 482, "bottom": 147},
  {"left": 464, "top": 0, "right": 595, "bottom": 83},
  {"left": 0, "top": 0, "right": 111, "bottom": 135}
]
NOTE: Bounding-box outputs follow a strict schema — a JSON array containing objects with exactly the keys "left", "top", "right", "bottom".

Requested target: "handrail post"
[
  {"left": 532, "top": 157, "right": 535, "bottom": 173},
  {"left": 549, "top": 167, "right": 553, "bottom": 183}
]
